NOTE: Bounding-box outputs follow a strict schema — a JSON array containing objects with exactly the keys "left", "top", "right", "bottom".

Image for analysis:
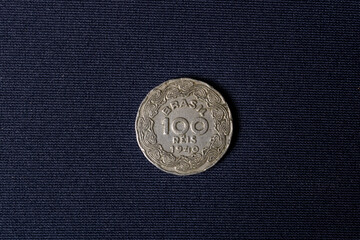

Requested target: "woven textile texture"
[{"left": 1, "top": 1, "right": 359, "bottom": 239}]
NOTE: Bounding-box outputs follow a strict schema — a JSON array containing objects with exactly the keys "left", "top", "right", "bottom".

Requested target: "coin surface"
[{"left": 135, "top": 78, "right": 233, "bottom": 175}]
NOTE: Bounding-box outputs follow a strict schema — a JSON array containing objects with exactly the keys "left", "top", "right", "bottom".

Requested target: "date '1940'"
[{"left": 170, "top": 145, "right": 199, "bottom": 154}]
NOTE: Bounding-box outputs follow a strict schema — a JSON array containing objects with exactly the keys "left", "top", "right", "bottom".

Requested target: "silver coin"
[{"left": 135, "top": 78, "right": 233, "bottom": 175}]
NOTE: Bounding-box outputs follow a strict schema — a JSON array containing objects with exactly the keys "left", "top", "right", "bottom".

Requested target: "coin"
[{"left": 135, "top": 78, "right": 233, "bottom": 175}]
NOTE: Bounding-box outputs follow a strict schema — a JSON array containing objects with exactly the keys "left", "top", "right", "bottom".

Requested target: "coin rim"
[{"left": 135, "top": 78, "right": 233, "bottom": 175}]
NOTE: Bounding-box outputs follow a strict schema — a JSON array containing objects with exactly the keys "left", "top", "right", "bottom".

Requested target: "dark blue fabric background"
[{"left": 1, "top": 1, "right": 359, "bottom": 239}]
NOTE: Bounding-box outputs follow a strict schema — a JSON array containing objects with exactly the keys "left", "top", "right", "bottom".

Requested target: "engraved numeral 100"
[{"left": 162, "top": 117, "right": 208, "bottom": 135}]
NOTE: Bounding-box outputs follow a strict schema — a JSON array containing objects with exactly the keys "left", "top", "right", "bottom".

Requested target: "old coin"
[{"left": 135, "top": 78, "right": 233, "bottom": 175}]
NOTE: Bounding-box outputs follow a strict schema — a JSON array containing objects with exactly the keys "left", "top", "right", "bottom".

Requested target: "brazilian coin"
[{"left": 135, "top": 78, "right": 233, "bottom": 175}]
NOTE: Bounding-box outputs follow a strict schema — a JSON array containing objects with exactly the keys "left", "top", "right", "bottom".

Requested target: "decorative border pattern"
[{"left": 135, "top": 78, "right": 232, "bottom": 175}]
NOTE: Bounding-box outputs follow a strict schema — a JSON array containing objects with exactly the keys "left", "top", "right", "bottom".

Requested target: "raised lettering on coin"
[{"left": 135, "top": 78, "right": 233, "bottom": 175}]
